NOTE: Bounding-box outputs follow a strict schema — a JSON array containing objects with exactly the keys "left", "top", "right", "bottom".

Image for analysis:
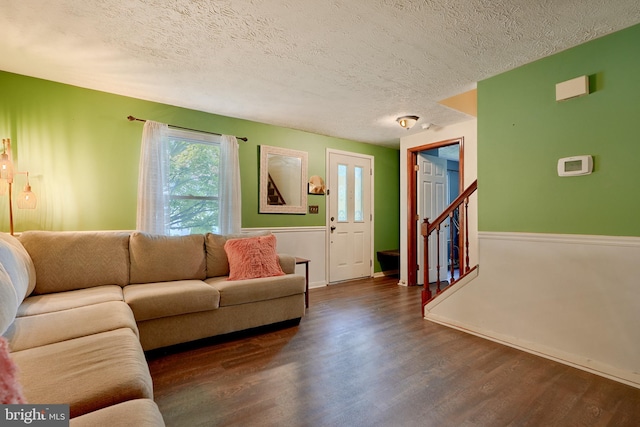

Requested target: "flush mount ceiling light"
[{"left": 396, "top": 115, "right": 419, "bottom": 129}]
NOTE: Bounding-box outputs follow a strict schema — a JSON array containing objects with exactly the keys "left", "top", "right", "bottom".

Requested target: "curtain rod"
[{"left": 127, "top": 116, "right": 248, "bottom": 142}]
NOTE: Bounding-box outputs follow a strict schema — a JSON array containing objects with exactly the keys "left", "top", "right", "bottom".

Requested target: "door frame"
[
  {"left": 325, "top": 148, "right": 375, "bottom": 284},
  {"left": 407, "top": 137, "right": 464, "bottom": 286}
]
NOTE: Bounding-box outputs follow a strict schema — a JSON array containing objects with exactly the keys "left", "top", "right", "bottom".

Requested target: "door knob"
[{"left": 330, "top": 226, "right": 336, "bottom": 232}]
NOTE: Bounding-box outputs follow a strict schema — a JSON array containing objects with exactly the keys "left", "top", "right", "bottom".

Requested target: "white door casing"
[
  {"left": 417, "top": 153, "right": 448, "bottom": 284},
  {"left": 327, "top": 150, "right": 373, "bottom": 283}
]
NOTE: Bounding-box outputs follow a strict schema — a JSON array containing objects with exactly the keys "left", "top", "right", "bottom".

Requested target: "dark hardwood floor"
[{"left": 147, "top": 277, "right": 640, "bottom": 427}]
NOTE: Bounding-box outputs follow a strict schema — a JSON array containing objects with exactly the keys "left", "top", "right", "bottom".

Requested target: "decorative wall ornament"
[{"left": 308, "top": 175, "right": 325, "bottom": 195}]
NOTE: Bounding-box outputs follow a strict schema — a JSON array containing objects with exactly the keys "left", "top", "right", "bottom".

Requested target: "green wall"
[
  {"left": 0, "top": 71, "right": 399, "bottom": 270},
  {"left": 477, "top": 23, "right": 640, "bottom": 237}
]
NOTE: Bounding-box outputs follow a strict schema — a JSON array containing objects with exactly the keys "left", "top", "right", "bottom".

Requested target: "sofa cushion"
[
  {"left": 16, "top": 285, "right": 124, "bottom": 317},
  {"left": 0, "top": 232, "right": 36, "bottom": 301},
  {"left": 129, "top": 232, "right": 206, "bottom": 284},
  {"left": 124, "top": 280, "right": 220, "bottom": 322},
  {"left": 10, "top": 328, "right": 153, "bottom": 418},
  {"left": 19, "top": 231, "right": 130, "bottom": 294},
  {"left": 224, "top": 234, "right": 285, "bottom": 281},
  {"left": 5, "top": 301, "right": 139, "bottom": 352},
  {"left": 205, "top": 274, "right": 305, "bottom": 307},
  {"left": 205, "top": 231, "right": 271, "bottom": 278},
  {"left": 70, "top": 399, "right": 165, "bottom": 427}
]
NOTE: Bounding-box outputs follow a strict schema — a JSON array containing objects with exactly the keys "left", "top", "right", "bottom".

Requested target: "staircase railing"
[{"left": 421, "top": 180, "right": 477, "bottom": 309}]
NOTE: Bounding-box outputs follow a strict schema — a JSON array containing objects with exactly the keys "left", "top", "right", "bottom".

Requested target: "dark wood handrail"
[{"left": 425, "top": 180, "right": 477, "bottom": 235}]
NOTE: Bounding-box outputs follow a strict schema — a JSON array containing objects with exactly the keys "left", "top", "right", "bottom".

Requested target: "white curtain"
[
  {"left": 136, "top": 121, "right": 170, "bottom": 234},
  {"left": 219, "top": 135, "right": 241, "bottom": 234}
]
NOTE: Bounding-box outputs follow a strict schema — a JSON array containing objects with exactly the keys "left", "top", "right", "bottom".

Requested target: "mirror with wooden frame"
[{"left": 259, "top": 145, "right": 308, "bottom": 214}]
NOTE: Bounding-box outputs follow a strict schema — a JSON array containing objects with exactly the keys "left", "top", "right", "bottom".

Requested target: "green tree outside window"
[{"left": 168, "top": 136, "right": 220, "bottom": 235}]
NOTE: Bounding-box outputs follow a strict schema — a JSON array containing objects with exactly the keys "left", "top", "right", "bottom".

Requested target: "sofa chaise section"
[{"left": 10, "top": 328, "right": 154, "bottom": 418}]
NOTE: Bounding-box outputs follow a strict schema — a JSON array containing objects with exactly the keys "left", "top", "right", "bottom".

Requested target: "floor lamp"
[{"left": 1, "top": 138, "right": 37, "bottom": 235}]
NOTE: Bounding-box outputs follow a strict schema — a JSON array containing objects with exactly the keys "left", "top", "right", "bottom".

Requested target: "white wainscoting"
[
  {"left": 425, "top": 231, "right": 640, "bottom": 388},
  {"left": 242, "top": 227, "right": 327, "bottom": 288}
]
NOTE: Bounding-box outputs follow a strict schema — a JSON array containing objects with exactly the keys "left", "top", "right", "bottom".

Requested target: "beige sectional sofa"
[{"left": 0, "top": 230, "right": 306, "bottom": 426}]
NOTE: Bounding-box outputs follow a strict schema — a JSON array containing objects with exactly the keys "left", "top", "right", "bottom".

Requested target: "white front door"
[
  {"left": 417, "top": 153, "right": 448, "bottom": 284},
  {"left": 327, "top": 150, "right": 373, "bottom": 283}
]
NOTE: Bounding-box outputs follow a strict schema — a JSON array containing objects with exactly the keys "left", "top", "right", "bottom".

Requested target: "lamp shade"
[
  {"left": 0, "top": 152, "right": 13, "bottom": 180},
  {"left": 16, "top": 183, "right": 37, "bottom": 209}
]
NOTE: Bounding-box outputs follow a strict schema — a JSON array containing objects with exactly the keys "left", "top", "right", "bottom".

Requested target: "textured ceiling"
[{"left": 1, "top": 1, "right": 639, "bottom": 147}]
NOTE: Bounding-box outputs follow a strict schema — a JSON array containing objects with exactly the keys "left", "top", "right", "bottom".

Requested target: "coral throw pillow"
[
  {"left": 0, "top": 337, "right": 26, "bottom": 404},
  {"left": 224, "top": 234, "right": 285, "bottom": 281}
]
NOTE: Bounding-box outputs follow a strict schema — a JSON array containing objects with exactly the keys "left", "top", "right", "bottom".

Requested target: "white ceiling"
[{"left": 1, "top": 1, "right": 639, "bottom": 147}]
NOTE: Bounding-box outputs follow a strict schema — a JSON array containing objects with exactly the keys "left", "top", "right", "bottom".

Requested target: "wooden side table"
[{"left": 295, "top": 257, "right": 310, "bottom": 308}]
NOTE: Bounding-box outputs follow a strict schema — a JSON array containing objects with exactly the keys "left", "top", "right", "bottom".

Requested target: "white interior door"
[
  {"left": 328, "top": 151, "right": 372, "bottom": 283},
  {"left": 417, "top": 153, "right": 448, "bottom": 284}
]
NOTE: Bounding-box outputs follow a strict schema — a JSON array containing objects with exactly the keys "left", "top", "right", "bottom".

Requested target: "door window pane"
[
  {"left": 338, "top": 164, "right": 347, "bottom": 222},
  {"left": 354, "top": 166, "right": 363, "bottom": 222}
]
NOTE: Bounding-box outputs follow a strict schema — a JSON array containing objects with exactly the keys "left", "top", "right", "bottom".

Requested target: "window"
[
  {"left": 167, "top": 129, "right": 221, "bottom": 235},
  {"left": 138, "top": 121, "right": 241, "bottom": 236},
  {"left": 336, "top": 164, "right": 365, "bottom": 222}
]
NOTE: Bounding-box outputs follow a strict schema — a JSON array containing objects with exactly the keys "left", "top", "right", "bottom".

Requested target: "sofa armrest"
[{"left": 277, "top": 254, "right": 296, "bottom": 274}]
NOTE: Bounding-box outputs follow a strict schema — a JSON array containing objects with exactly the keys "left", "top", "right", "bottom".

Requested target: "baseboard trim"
[
  {"left": 373, "top": 270, "right": 398, "bottom": 278},
  {"left": 309, "top": 281, "right": 326, "bottom": 289}
]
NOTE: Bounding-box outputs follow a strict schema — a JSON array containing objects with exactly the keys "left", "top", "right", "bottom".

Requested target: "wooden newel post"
[{"left": 421, "top": 218, "right": 431, "bottom": 307}]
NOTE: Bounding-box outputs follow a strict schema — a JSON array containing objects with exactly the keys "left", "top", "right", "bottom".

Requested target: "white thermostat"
[{"left": 557, "top": 155, "right": 593, "bottom": 177}]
